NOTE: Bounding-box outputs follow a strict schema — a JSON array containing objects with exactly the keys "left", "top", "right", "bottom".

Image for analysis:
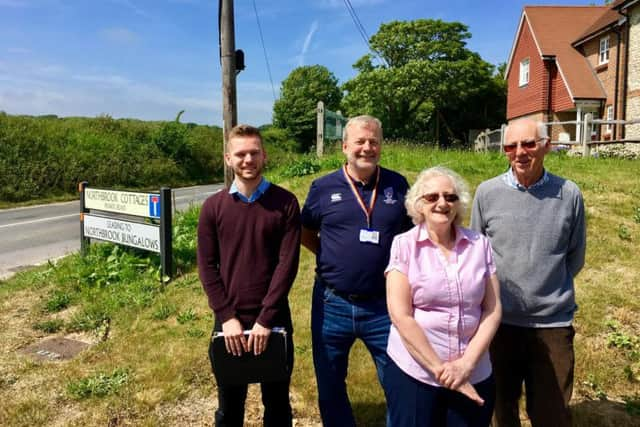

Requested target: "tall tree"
[
  {"left": 273, "top": 65, "right": 342, "bottom": 151},
  {"left": 342, "top": 19, "right": 506, "bottom": 146}
]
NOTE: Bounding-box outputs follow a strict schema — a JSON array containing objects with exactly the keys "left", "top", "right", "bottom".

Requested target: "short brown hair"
[{"left": 227, "top": 124, "right": 263, "bottom": 151}]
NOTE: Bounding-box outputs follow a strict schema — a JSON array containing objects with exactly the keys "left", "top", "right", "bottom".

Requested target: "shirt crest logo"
[
  {"left": 330, "top": 193, "right": 342, "bottom": 203},
  {"left": 383, "top": 187, "right": 397, "bottom": 204}
]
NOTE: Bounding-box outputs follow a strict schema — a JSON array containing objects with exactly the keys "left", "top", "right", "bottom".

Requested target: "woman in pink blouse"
[{"left": 384, "top": 166, "right": 501, "bottom": 427}]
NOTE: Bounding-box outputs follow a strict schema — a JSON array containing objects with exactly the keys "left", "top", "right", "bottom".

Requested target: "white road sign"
[
  {"left": 83, "top": 215, "right": 161, "bottom": 253},
  {"left": 85, "top": 188, "right": 161, "bottom": 218}
]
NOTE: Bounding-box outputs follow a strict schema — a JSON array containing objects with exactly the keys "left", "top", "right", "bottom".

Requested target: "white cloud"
[
  {"left": 36, "top": 65, "right": 66, "bottom": 76},
  {"left": 0, "top": 0, "right": 30, "bottom": 7},
  {"left": 297, "top": 20, "right": 319, "bottom": 66},
  {"left": 319, "top": 0, "right": 386, "bottom": 9},
  {"left": 72, "top": 74, "right": 131, "bottom": 87},
  {"left": 7, "top": 47, "right": 31, "bottom": 54},
  {"left": 0, "top": 57, "right": 277, "bottom": 125},
  {"left": 100, "top": 27, "right": 140, "bottom": 44},
  {"left": 109, "top": 0, "right": 150, "bottom": 19}
]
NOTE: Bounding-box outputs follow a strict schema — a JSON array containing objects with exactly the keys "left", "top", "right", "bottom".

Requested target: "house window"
[
  {"left": 599, "top": 36, "right": 610, "bottom": 65},
  {"left": 606, "top": 105, "right": 613, "bottom": 134},
  {"left": 519, "top": 58, "right": 530, "bottom": 87}
]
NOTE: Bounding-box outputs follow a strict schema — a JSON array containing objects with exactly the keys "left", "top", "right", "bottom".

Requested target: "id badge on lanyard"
[
  {"left": 343, "top": 165, "right": 381, "bottom": 245},
  {"left": 359, "top": 229, "right": 380, "bottom": 244}
]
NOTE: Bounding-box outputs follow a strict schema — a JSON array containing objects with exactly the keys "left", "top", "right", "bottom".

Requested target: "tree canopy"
[
  {"left": 341, "top": 19, "right": 506, "bottom": 145},
  {"left": 273, "top": 65, "right": 342, "bottom": 151}
]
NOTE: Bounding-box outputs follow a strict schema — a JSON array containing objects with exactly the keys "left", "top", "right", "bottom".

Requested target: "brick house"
[
  {"left": 616, "top": 0, "right": 640, "bottom": 139},
  {"left": 505, "top": 2, "right": 631, "bottom": 142}
]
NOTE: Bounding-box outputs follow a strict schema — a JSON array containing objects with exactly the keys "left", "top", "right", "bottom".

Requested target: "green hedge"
[{"left": 0, "top": 113, "right": 225, "bottom": 202}]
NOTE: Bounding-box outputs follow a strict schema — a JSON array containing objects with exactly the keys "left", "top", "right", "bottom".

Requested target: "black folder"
[{"left": 209, "top": 328, "right": 289, "bottom": 386}]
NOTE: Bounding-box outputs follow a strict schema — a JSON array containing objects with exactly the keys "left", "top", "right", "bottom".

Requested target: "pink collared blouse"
[{"left": 385, "top": 224, "right": 496, "bottom": 386}]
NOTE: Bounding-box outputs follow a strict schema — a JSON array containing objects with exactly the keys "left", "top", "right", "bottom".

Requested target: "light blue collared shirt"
[
  {"left": 502, "top": 168, "right": 549, "bottom": 191},
  {"left": 229, "top": 177, "right": 271, "bottom": 203}
]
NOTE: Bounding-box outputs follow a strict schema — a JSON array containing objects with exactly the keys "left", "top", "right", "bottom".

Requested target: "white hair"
[
  {"left": 405, "top": 166, "right": 471, "bottom": 226},
  {"left": 342, "top": 115, "right": 383, "bottom": 141}
]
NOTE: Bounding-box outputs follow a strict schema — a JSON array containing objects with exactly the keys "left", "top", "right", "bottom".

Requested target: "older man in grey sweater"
[{"left": 471, "top": 118, "right": 586, "bottom": 427}]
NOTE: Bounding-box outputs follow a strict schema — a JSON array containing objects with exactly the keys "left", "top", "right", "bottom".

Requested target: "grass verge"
[{"left": 1, "top": 145, "right": 639, "bottom": 426}]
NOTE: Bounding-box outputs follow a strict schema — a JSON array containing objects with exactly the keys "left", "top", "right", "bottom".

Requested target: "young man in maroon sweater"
[{"left": 197, "top": 124, "right": 301, "bottom": 427}]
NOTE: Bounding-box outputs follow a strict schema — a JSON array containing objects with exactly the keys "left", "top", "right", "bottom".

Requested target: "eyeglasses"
[
  {"left": 421, "top": 193, "right": 459, "bottom": 203},
  {"left": 503, "top": 138, "right": 544, "bottom": 153}
]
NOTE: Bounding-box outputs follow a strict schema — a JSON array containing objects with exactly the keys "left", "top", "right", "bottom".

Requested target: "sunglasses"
[
  {"left": 421, "top": 193, "right": 459, "bottom": 203},
  {"left": 503, "top": 138, "right": 544, "bottom": 153}
]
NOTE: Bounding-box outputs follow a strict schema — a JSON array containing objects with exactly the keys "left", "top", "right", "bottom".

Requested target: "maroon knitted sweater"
[{"left": 197, "top": 184, "right": 301, "bottom": 331}]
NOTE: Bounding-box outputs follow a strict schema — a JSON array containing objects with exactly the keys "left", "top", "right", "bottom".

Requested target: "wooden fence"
[{"left": 475, "top": 115, "right": 640, "bottom": 157}]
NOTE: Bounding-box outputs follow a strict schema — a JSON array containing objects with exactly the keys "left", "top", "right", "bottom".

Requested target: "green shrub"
[
  {"left": 67, "top": 306, "right": 110, "bottom": 333},
  {"left": 282, "top": 158, "right": 321, "bottom": 177},
  {"left": 33, "top": 319, "right": 65, "bottom": 333},
  {"left": 67, "top": 368, "right": 130, "bottom": 399},
  {"left": 152, "top": 303, "right": 176, "bottom": 321},
  {"left": 44, "top": 291, "right": 71, "bottom": 313},
  {"left": 176, "top": 308, "right": 198, "bottom": 324},
  {"left": 0, "top": 113, "right": 225, "bottom": 202}
]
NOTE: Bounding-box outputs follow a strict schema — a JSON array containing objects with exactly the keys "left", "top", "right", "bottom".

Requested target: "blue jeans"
[{"left": 311, "top": 279, "right": 391, "bottom": 427}]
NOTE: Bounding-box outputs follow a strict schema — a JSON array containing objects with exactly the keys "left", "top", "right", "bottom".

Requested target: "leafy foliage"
[
  {"left": 172, "top": 205, "right": 200, "bottom": 273},
  {"left": 341, "top": 19, "right": 506, "bottom": 146},
  {"left": 281, "top": 158, "right": 321, "bottom": 178},
  {"left": 0, "top": 112, "right": 223, "bottom": 202},
  {"left": 32, "top": 319, "right": 65, "bottom": 333},
  {"left": 176, "top": 308, "right": 198, "bottom": 324},
  {"left": 67, "top": 368, "right": 130, "bottom": 399},
  {"left": 151, "top": 302, "right": 176, "bottom": 321},
  {"left": 273, "top": 65, "right": 342, "bottom": 151},
  {"left": 43, "top": 290, "right": 71, "bottom": 313}
]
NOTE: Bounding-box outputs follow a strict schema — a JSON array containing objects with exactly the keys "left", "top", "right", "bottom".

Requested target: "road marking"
[
  {"left": 174, "top": 190, "right": 220, "bottom": 201},
  {"left": 0, "top": 190, "right": 221, "bottom": 229},
  {"left": 0, "top": 213, "right": 78, "bottom": 229}
]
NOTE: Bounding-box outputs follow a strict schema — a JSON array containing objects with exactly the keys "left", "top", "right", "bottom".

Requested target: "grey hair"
[
  {"left": 504, "top": 119, "right": 549, "bottom": 143},
  {"left": 405, "top": 166, "right": 471, "bottom": 226},
  {"left": 342, "top": 115, "right": 383, "bottom": 141}
]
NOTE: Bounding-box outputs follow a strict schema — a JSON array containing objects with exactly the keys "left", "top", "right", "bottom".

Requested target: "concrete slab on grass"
[{"left": 20, "top": 337, "right": 90, "bottom": 361}]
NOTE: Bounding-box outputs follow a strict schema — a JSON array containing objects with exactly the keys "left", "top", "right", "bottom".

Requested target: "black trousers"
[{"left": 209, "top": 328, "right": 294, "bottom": 427}]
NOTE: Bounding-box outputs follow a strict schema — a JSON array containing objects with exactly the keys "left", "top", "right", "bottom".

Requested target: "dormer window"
[
  {"left": 519, "top": 58, "right": 530, "bottom": 87},
  {"left": 599, "top": 36, "right": 610, "bottom": 65}
]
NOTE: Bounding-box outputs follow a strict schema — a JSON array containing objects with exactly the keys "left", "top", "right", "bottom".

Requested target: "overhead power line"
[
  {"left": 342, "top": 0, "right": 387, "bottom": 66},
  {"left": 252, "top": 0, "right": 277, "bottom": 102}
]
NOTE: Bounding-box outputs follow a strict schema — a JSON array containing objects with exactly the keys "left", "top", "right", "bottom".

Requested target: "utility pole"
[{"left": 220, "top": 0, "right": 237, "bottom": 187}]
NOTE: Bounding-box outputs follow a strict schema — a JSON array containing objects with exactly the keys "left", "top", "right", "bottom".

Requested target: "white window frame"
[
  {"left": 519, "top": 58, "right": 530, "bottom": 87},
  {"left": 606, "top": 105, "right": 613, "bottom": 134},
  {"left": 599, "top": 36, "right": 610, "bottom": 65}
]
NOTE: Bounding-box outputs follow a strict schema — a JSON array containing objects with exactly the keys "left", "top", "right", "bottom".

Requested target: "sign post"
[
  {"left": 316, "top": 103, "right": 347, "bottom": 158},
  {"left": 79, "top": 185, "right": 173, "bottom": 281},
  {"left": 159, "top": 187, "right": 172, "bottom": 280},
  {"left": 79, "top": 181, "right": 90, "bottom": 256},
  {"left": 316, "top": 101, "right": 325, "bottom": 158}
]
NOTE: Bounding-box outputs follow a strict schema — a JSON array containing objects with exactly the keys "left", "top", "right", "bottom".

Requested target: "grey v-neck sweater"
[{"left": 471, "top": 172, "right": 586, "bottom": 327}]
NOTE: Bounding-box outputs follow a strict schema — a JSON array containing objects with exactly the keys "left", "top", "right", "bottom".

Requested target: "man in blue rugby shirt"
[{"left": 301, "top": 115, "right": 412, "bottom": 427}]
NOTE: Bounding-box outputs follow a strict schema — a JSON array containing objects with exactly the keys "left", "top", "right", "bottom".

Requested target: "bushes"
[{"left": 0, "top": 113, "right": 224, "bottom": 202}]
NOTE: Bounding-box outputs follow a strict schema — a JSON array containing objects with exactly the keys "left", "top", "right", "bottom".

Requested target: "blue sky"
[{"left": 0, "top": 0, "right": 596, "bottom": 126}]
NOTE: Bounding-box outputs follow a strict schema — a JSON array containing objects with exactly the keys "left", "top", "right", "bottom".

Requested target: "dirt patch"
[{"left": 153, "top": 388, "right": 321, "bottom": 427}]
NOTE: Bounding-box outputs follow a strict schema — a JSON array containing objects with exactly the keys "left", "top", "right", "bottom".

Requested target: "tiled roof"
[
  {"left": 524, "top": 6, "right": 610, "bottom": 99},
  {"left": 573, "top": 8, "right": 621, "bottom": 46}
]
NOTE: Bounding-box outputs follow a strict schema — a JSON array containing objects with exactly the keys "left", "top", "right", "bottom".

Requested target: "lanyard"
[{"left": 342, "top": 165, "right": 380, "bottom": 228}]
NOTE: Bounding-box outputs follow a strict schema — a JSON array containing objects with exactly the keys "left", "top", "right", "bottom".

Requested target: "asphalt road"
[{"left": 0, "top": 184, "right": 223, "bottom": 280}]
